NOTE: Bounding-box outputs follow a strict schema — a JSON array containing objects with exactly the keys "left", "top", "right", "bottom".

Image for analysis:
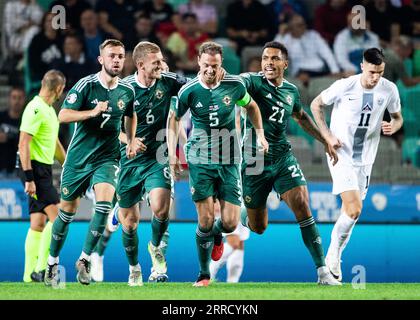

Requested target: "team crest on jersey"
[
  {"left": 286, "top": 95, "right": 293, "bottom": 105},
  {"left": 66, "top": 93, "right": 77, "bottom": 104},
  {"left": 62, "top": 187, "right": 69, "bottom": 195},
  {"left": 222, "top": 95, "right": 232, "bottom": 106},
  {"left": 377, "top": 97, "right": 384, "bottom": 106},
  {"left": 155, "top": 89, "right": 164, "bottom": 99},
  {"left": 245, "top": 195, "right": 252, "bottom": 203},
  {"left": 362, "top": 103, "right": 372, "bottom": 111},
  {"left": 117, "top": 99, "right": 125, "bottom": 110}
]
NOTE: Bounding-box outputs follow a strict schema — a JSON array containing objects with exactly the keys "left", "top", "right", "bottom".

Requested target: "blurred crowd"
[{"left": 1, "top": 0, "right": 420, "bottom": 173}]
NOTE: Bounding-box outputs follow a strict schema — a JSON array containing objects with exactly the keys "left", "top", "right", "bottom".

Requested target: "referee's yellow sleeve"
[{"left": 20, "top": 103, "right": 42, "bottom": 136}]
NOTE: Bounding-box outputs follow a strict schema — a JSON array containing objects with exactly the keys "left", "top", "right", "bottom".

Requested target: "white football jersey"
[{"left": 320, "top": 74, "right": 401, "bottom": 166}]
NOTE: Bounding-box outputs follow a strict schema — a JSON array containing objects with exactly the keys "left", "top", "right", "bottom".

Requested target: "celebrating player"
[
  {"left": 45, "top": 39, "right": 137, "bottom": 286},
  {"left": 168, "top": 41, "right": 268, "bottom": 287},
  {"left": 239, "top": 41, "right": 341, "bottom": 285},
  {"left": 310, "top": 48, "right": 403, "bottom": 282},
  {"left": 108, "top": 41, "right": 188, "bottom": 286}
]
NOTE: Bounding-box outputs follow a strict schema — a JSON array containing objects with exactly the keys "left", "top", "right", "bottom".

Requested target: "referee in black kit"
[{"left": 18, "top": 70, "right": 67, "bottom": 283}]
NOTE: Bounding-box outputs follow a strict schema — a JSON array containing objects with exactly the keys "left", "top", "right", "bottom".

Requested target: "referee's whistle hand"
[{"left": 24, "top": 181, "right": 36, "bottom": 198}]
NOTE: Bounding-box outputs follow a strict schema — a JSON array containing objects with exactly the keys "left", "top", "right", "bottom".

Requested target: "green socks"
[
  {"left": 50, "top": 209, "right": 75, "bottom": 258},
  {"left": 122, "top": 225, "right": 139, "bottom": 266},
  {"left": 23, "top": 228, "right": 42, "bottom": 282},
  {"left": 299, "top": 216, "right": 325, "bottom": 268},
  {"left": 34, "top": 221, "right": 53, "bottom": 272},
  {"left": 93, "top": 228, "right": 112, "bottom": 256},
  {"left": 160, "top": 231, "right": 170, "bottom": 256},
  {"left": 151, "top": 215, "right": 169, "bottom": 247},
  {"left": 195, "top": 225, "right": 213, "bottom": 277},
  {"left": 82, "top": 201, "right": 112, "bottom": 255}
]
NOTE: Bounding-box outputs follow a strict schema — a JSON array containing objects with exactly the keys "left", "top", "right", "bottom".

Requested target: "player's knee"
[
  {"left": 153, "top": 206, "right": 170, "bottom": 220},
  {"left": 30, "top": 223, "right": 45, "bottom": 232},
  {"left": 198, "top": 216, "right": 213, "bottom": 230},
  {"left": 346, "top": 205, "right": 362, "bottom": 219},
  {"left": 222, "top": 217, "right": 238, "bottom": 233},
  {"left": 123, "top": 216, "right": 138, "bottom": 231},
  {"left": 252, "top": 222, "right": 267, "bottom": 235}
]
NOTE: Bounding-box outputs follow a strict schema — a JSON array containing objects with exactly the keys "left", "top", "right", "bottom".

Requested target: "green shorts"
[
  {"left": 188, "top": 163, "right": 242, "bottom": 205},
  {"left": 241, "top": 152, "right": 307, "bottom": 209},
  {"left": 116, "top": 160, "right": 173, "bottom": 209},
  {"left": 60, "top": 161, "right": 119, "bottom": 201}
]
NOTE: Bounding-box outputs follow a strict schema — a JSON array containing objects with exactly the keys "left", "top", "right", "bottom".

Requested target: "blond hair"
[{"left": 132, "top": 41, "right": 161, "bottom": 65}]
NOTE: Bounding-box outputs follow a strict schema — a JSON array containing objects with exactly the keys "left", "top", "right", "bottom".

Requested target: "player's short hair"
[
  {"left": 41, "top": 70, "right": 66, "bottom": 91},
  {"left": 198, "top": 42, "right": 223, "bottom": 57},
  {"left": 132, "top": 41, "right": 161, "bottom": 64},
  {"left": 99, "top": 39, "right": 125, "bottom": 55},
  {"left": 363, "top": 48, "right": 385, "bottom": 65},
  {"left": 263, "top": 41, "right": 288, "bottom": 60}
]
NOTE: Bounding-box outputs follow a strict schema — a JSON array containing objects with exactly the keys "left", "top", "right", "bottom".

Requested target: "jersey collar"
[
  {"left": 96, "top": 72, "right": 119, "bottom": 90},
  {"left": 134, "top": 71, "right": 156, "bottom": 89},
  {"left": 198, "top": 74, "right": 221, "bottom": 90},
  {"left": 266, "top": 78, "right": 283, "bottom": 88}
]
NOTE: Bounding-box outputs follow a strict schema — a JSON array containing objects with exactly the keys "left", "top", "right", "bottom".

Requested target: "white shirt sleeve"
[
  {"left": 320, "top": 79, "right": 345, "bottom": 105},
  {"left": 386, "top": 83, "right": 402, "bottom": 114}
]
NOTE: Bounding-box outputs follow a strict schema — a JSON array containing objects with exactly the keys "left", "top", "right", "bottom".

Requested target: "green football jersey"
[
  {"left": 240, "top": 72, "right": 303, "bottom": 162},
  {"left": 62, "top": 73, "right": 135, "bottom": 169},
  {"left": 176, "top": 74, "right": 251, "bottom": 165},
  {"left": 120, "top": 71, "right": 188, "bottom": 167}
]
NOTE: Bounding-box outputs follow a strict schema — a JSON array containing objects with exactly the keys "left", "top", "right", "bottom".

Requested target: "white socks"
[
  {"left": 227, "top": 249, "right": 244, "bottom": 283},
  {"left": 48, "top": 255, "right": 59, "bottom": 265},
  {"left": 210, "top": 243, "right": 234, "bottom": 279},
  {"left": 79, "top": 251, "right": 91, "bottom": 262},
  {"left": 328, "top": 212, "right": 358, "bottom": 258},
  {"left": 129, "top": 263, "right": 140, "bottom": 272}
]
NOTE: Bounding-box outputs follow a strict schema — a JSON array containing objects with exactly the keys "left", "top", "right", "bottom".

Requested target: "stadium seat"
[
  {"left": 312, "top": 140, "right": 327, "bottom": 165},
  {"left": 288, "top": 135, "right": 313, "bottom": 166}
]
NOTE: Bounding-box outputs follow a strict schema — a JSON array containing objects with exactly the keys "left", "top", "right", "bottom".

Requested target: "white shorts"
[
  {"left": 327, "top": 155, "right": 373, "bottom": 200},
  {"left": 223, "top": 222, "right": 250, "bottom": 241}
]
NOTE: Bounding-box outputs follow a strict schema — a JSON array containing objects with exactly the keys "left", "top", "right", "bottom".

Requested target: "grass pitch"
[{"left": 0, "top": 282, "right": 419, "bottom": 300}]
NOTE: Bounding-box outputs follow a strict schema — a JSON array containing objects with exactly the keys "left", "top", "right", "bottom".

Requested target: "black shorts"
[{"left": 19, "top": 161, "right": 59, "bottom": 214}]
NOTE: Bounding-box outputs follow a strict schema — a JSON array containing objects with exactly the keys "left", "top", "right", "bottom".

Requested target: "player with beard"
[
  {"left": 44, "top": 39, "right": 138, "bottom": 286},
  {"left": 168, "top": 41, "right": 268, "bottom": 286},
  {"left": 106, "top": 42, "right": 189, "bottom": 286},
  {"left": 239, "top": 41, "right": 341, "bottom": 285}
]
